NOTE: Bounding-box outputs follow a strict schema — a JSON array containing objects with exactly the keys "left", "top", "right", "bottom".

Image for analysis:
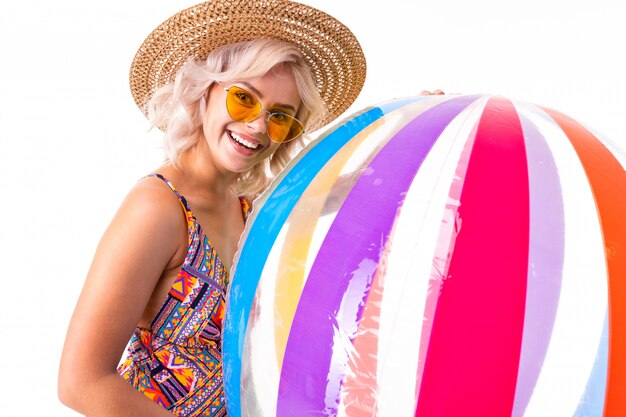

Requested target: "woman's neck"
[{"left": 164, "top": 141, "right": 238, "bottom": 199}]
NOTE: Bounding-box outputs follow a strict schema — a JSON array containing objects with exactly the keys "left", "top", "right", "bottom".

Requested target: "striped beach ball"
[{"left": 223, "top": 95, "right": 626, "bottom": 417}]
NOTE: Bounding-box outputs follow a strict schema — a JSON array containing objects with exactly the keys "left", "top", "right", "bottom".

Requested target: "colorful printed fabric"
[{"left": 118, "top": 174, "right": 250, "bottom": 417}]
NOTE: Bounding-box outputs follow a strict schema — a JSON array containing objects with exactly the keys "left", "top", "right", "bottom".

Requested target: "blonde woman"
[{"left": 58, "top": 1, "right": 366, "bottom": 416}]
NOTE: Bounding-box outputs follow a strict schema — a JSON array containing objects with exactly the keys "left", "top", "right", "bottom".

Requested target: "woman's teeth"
[{"left": 229, "top": 131, "right": 260, "bottom": 150}]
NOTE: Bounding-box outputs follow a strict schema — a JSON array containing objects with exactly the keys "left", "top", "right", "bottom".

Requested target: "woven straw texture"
[{"left": 129, "top": 0, "right": 366, "bottom": 131}]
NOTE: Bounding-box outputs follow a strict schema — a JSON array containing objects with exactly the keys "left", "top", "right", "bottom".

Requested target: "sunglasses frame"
[{"left": 222, "top": 86, "right": 305, "bottom": 143}]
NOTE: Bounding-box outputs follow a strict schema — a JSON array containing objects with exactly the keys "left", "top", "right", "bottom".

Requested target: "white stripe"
[
  {"left": 376, "top": 97, "right": 489, "bottom": 417},
  {"left": 312, "top": 98, "right": 450, "bottom": 281},
  {"left": 240, "top": 226, "right": 286, "bottom": 417},
  {"left": 517, "top": 103, "right": 608, "bottom": 417}
]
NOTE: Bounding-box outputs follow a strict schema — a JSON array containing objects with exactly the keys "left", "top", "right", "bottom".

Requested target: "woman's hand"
[{"left": 420, "top": 89, "right": 445, "bottom": 95}]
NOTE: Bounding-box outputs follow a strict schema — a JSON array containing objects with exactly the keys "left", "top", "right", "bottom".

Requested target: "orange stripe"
[{"left": 542, "top": 107, "right": 626, "bottom": 416}]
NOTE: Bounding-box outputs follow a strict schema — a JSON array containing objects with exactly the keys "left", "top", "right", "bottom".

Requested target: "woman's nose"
[{"left": 245, "top": 112, "right": 267, "bottom": 134}]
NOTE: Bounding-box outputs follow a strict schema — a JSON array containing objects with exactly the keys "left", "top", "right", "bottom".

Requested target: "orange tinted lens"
[
  {"left": 226, "top": 86, "right": 260, "bottom": 122},
  {"left": 267, "top": 112, "right": 304, "bottom": 143}
]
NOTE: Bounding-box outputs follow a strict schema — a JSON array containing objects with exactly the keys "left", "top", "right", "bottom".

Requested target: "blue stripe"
[
  {"left": 573, "top": 311, "right": 608, "bottom": 417},
  {"left": 222, "top": 97, "right": 421, "bottom": 417}
]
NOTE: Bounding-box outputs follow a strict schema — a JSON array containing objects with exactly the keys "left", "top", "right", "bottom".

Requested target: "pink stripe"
[{"left": 416, "top": 97, "right": 530, "bottom": 416}]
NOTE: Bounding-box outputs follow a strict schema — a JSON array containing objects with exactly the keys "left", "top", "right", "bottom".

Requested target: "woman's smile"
[{"left": 227, "top": 129, "right": 264, "bottom": 154}]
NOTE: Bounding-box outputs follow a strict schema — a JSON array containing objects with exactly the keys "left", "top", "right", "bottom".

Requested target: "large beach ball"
[{"left": 223, "top": 95, "right": 626, "bottom": 417}]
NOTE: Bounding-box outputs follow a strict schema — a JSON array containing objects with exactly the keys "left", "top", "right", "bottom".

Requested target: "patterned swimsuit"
[{"left": 118, "top": 174, "right": 250, "bottom": 417}]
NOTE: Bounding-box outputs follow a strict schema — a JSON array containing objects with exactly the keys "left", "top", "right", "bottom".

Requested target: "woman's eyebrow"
[
  {"left": 239, "top": 81, "right": 264, "bottom": 98},
  {"left": 239, "top": 81, "right": 297, "bottom": 112}
]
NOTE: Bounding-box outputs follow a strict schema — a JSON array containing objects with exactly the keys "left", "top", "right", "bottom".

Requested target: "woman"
[{"left": 58, "top": 1, "right": 366, "bottom": 416}]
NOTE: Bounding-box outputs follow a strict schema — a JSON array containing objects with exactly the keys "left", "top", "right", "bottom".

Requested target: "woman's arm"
[{"left": 58, "top": 179, "right": 187, "bottom": 416}]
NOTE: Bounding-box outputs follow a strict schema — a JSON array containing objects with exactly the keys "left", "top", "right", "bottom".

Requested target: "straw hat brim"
[{"left": 129, "top": 0, "right": 367, "bottom": 131}]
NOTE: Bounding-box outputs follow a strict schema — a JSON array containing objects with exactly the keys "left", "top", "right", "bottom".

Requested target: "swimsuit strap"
[
  {"left": 240, "top": 196, "right": 251, "bottom": 222},
  {"left": 144, "top": 173, "right": 251, "bottom": 222},
  {"left": 143, "top": 173, "right": 193, "bottom": 213},
  {"left": 142, "top": 174, "right": 197, "bottom": 247}
]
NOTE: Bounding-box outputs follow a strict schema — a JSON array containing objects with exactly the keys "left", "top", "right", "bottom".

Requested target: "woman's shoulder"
[
  {"left": 131, "top": 174, "right": 182, "bottom": 207},
  {"left": 112, "top": 174, "right": 188, "bottom": 237}
]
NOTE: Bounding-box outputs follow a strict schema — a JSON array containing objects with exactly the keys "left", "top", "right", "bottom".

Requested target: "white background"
[{"left": 0, "top": 0, "right": 624, "bottom": 415}]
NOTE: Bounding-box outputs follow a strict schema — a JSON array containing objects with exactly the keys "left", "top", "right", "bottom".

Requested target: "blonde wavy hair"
[{"left": 146, "top": 39, "right": 326, "bottom": 198}]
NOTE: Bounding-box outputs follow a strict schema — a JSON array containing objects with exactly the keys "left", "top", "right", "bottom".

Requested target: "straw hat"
[{"left": 129, "top": 0, "right": 367, "bottom": 131}]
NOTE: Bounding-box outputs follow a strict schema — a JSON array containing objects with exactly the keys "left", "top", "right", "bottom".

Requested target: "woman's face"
[{"left": 201, "top": 63, "right": 302, "bottom": 173}]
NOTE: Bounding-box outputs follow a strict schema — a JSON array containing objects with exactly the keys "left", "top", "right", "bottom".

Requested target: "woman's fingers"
[{"left": 420, "top": 89, "right": 445, "bottom": 95}]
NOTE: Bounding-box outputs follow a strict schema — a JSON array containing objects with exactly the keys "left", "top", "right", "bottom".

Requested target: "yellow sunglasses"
[{"left": 224, "top": 86, "right": 305, "bottom": 143}]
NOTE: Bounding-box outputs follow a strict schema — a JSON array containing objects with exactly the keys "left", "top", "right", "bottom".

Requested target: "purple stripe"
[
  {"left": 511, "top": 110, "right": 565, "bottom": 416},
  {"left": 276, "top": 95, "right": 481, "bottom": 417}
]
